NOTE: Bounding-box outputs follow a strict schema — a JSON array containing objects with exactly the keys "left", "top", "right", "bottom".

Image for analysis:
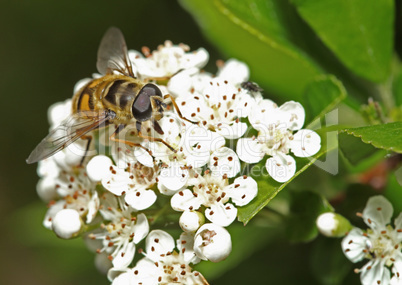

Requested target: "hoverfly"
[{"left": 27, "top": 27, "right": 189, "bottom": 164}]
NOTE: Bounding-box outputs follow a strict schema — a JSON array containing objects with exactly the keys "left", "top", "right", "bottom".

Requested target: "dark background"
[{"left": 0, "top": 1, "right": 220, "bottom": 284}]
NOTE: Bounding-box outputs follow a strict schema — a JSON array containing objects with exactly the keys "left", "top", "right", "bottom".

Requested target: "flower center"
[
  {"left": 367, "top": 228, "right": 402, "bottom": 266},
  {"left": 129, "top": 162, "right": 158, "bottom": 186},
  {"left": 158, "top": 252, "right": 195, "bottom": 283},
  {"left": 194, "top": 175, "right": 229, "bottom": 206},
  {"left": 258, "top": 124, "right": 293, "bottom": 155}
]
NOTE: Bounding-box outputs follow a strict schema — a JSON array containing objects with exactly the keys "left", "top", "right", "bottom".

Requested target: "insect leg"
[
  {"left": 110, "top": 124, "right": 154, "bottom": 156},
  {"left": 79, "top": 135, "right": 93, "bottom": 166},
  {"left": 137, "top": 131, "right": 176, "bottom": 152},
  {"left": 163, "top": 94, "right": 199, "bottom": 124}
]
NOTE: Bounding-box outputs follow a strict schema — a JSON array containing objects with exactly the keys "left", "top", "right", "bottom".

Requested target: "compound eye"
[{"left": 132, "top": 84, "right": 162, "bottom": 122}]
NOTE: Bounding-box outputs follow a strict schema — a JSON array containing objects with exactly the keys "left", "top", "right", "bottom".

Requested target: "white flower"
[
  {"left": 87, "top": 155, "right": 158, "bottom": 211},
  {"left": 129, "top": 40, "right": 209, "bottom": 79},
  {"left": 341, "top": 196, "right": 402, "bottom": 285},
  {"left": 52, "top": 209, "right": 82, "bottom": 239},
  {"left": 174, "top": 77, "right": 254, "bottom": 139},
  {"left": 194, "top": 223, "right": 232, "bottom": 262},
  {"left": 42, "top": 169, "right": 99, "bottom": 230},
  {"left": 109, "top": 230, "right": 207, "bottom": 285},
  {"left": 237, "top": 100, "right": 321, "bottom": 182},
  {"left": 171, "top": 172, "right": 258, "bottom": 227},
  {"left": 89, "top": 194, "right": 149, "bottom": 270}
]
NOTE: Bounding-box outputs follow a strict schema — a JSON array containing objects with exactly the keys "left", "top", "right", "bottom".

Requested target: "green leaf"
[
  {"left": 310, "top": 237, "right": 352, "bottom": 285},
  {"left": 286, "top": 192, "right": 333, "bottom": 242},
  {"left": 291, "top": 0, "right": 394, "bottom": 82},
  {"left": 339, "top": 132, "right": 388, "bottom": 171},
  {"left": 179, "top": 0, "right": 322, "bottom": 100},
  {"left": 238, "top": 128, "right": 337, "bottom": 224},
  {"left": 393, "top": 67, "right": 402, "bottom": 107},
  {"left": 303, "top": 75, "right": 347, "bottom": 127},
  {"left": 384, "top": 170, "right": 402, "bottom": 214},
  {"left": 340, "top": 122, "right": 402, "bottom": 153}
]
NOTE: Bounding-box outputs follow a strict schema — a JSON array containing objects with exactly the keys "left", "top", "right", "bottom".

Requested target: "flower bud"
[
  {"left": 179, "top": 211, "right": 205, "bottom": 232},
  {"left": 316, "top": 212, "right": 352, "bottom": 237},
  {"left": 194, "top": 223, "right": 231, "bottom": 262},
  {"left": 52, "top": 209, "right": 82, "bottom": 239}
]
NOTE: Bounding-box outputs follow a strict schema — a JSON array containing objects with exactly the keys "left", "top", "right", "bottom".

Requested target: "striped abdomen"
[{"left": 72, "top": 75, "right": 144, "bottom": 124}]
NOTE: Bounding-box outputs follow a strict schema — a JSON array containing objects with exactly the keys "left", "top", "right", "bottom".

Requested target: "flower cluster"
[
  {"left": 33, "top": 40, "right": 321, "bottom": 284},
  {"left": 342, "top": 196, "right": 402, "bottom": 285}
]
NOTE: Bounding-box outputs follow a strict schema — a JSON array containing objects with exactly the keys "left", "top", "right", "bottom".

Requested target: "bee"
[{"left": 27, "top": 27, "right": 188, "bottom": 164}]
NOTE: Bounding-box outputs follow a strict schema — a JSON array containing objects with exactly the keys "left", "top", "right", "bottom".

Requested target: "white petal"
[
  {"left": 202, "top": 78, "right": 239, "bottom": 108},
  {"left": 290, "top": 129, "right": 321, "bottom": 157},
  {"left": 216, "top": 121, "right": 248, "bottom": 139},
  {"left": 236, "top": 138, "right": 265, "bottom": 164},
  {"left": 86, "top": 191, "right": 100, "bottom": 224},
  {"left": 101, "top": 167, "right": 130, "bottom": 196},
  {"left": 182, "top": 125, "right": 214, "bottom": 168},
  {"left": 209, "top": 131, "right": 226, "bottom": 152},
  {"left": 362, "top": 195, "right": 393, "bottom": 230},
  {"left": 158, "top": 163, "right": 189, "bottom": 191},
  {"left": 176, "top": 93, "right": 209, "bottom": 122},
  {"left": 86, "top": 155, "right": 113, "bottom": 182},
  {"left": 393, "top": 257, "right": 402, "bottom": 281},
  {"left": 36, "top": 176, "right": 58, "bottom": 202},
  {"left": 95, "top": 253, "right": 112, "bottom": 276},
  {"left": 177, "top": 231, "right": 201, "bottom": 264},
  {"left": 47, "top": 99, "right": 72, "bottom": 127},
  {"left": 395, "top": 213, "right": 402, "bottom": 241},
  {"left": 194, "top": 223, "right": 232, "bottom": 262},
  {"left": 226, "top": 176, "right": 258, "bottom": 206},
  {"left": 157, "top": 181, "right": 179, "bottom": 196},
  {"left": 37, "top": 157, "right": 60, "bottom": 178},
  {"left": 278, "top": 101, "right": 305, "bottom": 131},
  {"left": 217, "top": 59, "right": 249, "bottom": 84},
  {"left": 146, "top": 230, "right": 175, "bottom": 261},
  {"left": 132, "top": 213, "right": 150, "bottom": 244},
  {"left": 360, "top": 259, "right": 390, "bottom": 285},
  {"left": 125, "top": 189, "right": 157, "bottom": 211},
  {"left": 171, "top": 189, "right": 203, "bottom": 211},
  {"left": 248, "top": 99, "right": 278, "bottom": 131},
  {"left": 43, "top": 201, "right": 64, "bottom": 229},
  {"left": 341, "top": 228, "right": 367, "bottom": 263},
  {"left": 134, "top": 147, "right": 154, "bottom": 167},
  {"left": 205, "top": 203, "right": 237, "bottom": 227},
  {"left": 112, "top": 241, "right": 136, "bottom": 270},
  {"left": 52, "top": 209, "right": 82, "bottom": 239},
  {"left": 391, "top": 275, "right": 402, "bottom": 285},
  {"left": 52, "top": 142, "right": 87, "bottom": 169},
  {"left": 126, "top": 257, "right": 160, "bottom": 284},
  {"left": 110, "top": 270, "right": 132, "bottom": 285},
  {"left": 266, "top": 154, "right": 296, "bottom": 183},
  {"left": 209, "top": 147, "right": 240, "bottom": 178},
  {"left": 167, "top": 69, "right": 194, "bottom": 97}
]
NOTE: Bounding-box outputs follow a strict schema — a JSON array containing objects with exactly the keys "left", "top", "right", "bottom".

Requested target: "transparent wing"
[
  {"left": 96, "top": 27, "right": 135, "bottom": 77},
  {"left": 26, "top": 111, "right": 112, "bottom": 164}
]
